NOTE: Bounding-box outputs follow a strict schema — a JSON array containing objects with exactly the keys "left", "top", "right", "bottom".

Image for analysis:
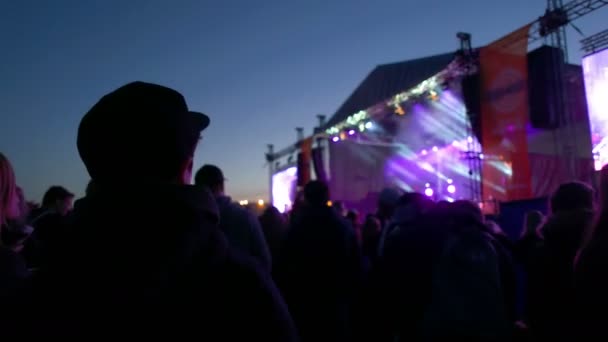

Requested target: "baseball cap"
[
  {"left": 195, "top": 164, "right": 226, "bottom": 187},
  {"left": 77, "top": 81, "right": 210, "bottom": 181}
]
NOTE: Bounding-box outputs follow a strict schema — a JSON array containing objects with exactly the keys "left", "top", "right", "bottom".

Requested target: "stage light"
[
  {"left": 452, "top": 140, "right": 459, "bottom": 147},
  {"left": 332, "top": 136, "right": 340, "bottom": 142},
  {"left": 340, "top": 132, "right": 346, "bottom": 140},
  {"left": 424, "top": 188, "right": 434, "bottom": 197},
  {"left": 257, "top": 199, "right": 265, "bottom": 207},
  {"left": 421, "top": 149, "right": 428, "bottom": 155},
  {"left": 359, "top": 123, "right": 365, "bottom": 132},
  {"left": 447, "top": 197, "right": 455, "bottom": 203},
  {"left": 432, "top": 146, "right": 439, "bottom": 152},
  {"left": 395, "top": 104, "right": 405, "bottom": 115},
  {"left": 425, "top": 183, "right": 430, "bottom": 188},
  {"left": 447, "top": 179, "right": 453, "bottom": 184},
  {"left": 240, "top": 200, "right": 249, "bottom": 206},
  {"left": 348, "top": 129, "right": 355, "bottom": 136},
  {"left": 365, "top": 122, "right": 373, "bottom": 129},
  {"left": 596, "top": 159, "right": 603, "bottom": 171},
  {"left": 327, "top": 200, "right": 333, "bottom": 207},
  {"left": 479, "top": 153, "right": 485, "bottom": 160},
  {"left": 447, "top": 184, "right": 456, "bottom": 194},
  {"left": 467, "top": 136, "right": 473, "bottom": 143}
]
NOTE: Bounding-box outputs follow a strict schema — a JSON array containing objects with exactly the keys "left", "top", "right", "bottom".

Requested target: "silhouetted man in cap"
[
  {"left": 14, "top": 82, "right": 297, "bottom": 340},
  {"left": 195, "top": 164, "right": 272, "bottom": 271}
]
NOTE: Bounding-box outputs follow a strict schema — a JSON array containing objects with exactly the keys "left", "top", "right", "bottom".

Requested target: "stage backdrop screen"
[
  {"left": 272, "top": 166, "right": 298, "bottom": 213},
  {"left": 583, "top": 48, "right": 608, "bottom": 170}
]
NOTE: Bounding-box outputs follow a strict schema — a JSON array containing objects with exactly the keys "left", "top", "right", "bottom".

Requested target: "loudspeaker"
[
  {"left": 528, "top": 45, "right": 565, "bottom": 129},
  {"left": 462, "top": 74, "right": 482, "bottom": 142}
]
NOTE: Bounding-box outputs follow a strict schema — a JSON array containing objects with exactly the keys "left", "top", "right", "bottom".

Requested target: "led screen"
[
  {"left": 272, "top": 166, "right": 298, "bottom": 213},
  {"left": 582, "top": 48, "right": 608, "bottom": 171}
]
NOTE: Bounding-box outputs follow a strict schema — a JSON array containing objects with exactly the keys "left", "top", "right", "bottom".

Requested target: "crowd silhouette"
[{"left": 1, "top": 81, "right": 607, "bottom": 341}]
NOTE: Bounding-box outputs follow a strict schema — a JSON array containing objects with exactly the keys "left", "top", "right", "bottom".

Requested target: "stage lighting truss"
[{"left": 581, "top": 28, "right": 608, "bottom": 55}]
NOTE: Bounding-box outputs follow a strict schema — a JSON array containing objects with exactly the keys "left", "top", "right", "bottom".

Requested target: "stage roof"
[{"left": 324, "top": 52, "right": 456, "bottom": 129}]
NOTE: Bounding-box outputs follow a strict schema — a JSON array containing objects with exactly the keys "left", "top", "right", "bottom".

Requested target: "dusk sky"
[{"left": 1, "top": 0, "right": 606, "bottom": 202}]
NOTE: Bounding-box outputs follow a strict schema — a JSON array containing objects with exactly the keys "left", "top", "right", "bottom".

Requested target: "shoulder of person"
[{"left": 201, "top": 249, "right": 297, "bottom": 340}]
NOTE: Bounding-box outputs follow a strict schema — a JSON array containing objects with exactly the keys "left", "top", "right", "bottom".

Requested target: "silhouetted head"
[
  {"left": 304, "top": 180, "right": 329, "bottom": 208},
  {"left": 85, "top": 179, "right": 96, "bottom": 197},
  {"left": 378, "top": 188, "right": 401, "bottom": 218},
  {"left": 78, "top": 81, "right": 210, "bottom": 185},
  {"left": 346, "top": 210, "right": 359, "bottom": 226},
  {"left": 452, "top": 200, "right": 484, "bottom": 226},
  {"left": 42, "top": 186, "right": 74, "bottom": 216},
  {"left": 393, "top": 192, "right": 434, "bottom": 223},
  {"left": 550, "top": 181, "right": 595, "bottom": 214},
  {"left": 333, "top": 201, "right": 346, "bottom": 216},
  {"left": 194, "top": 164, "right": 226, "bottom": 195}
]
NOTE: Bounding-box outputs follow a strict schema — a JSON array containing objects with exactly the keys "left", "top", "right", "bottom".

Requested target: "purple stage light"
[
  {"left": 447, "top": 178, "right": 453, "bottom": 184},
  {"left": 332, "top": 136, "right": 340, "bottom": 142},
  {"left": 583, "top": 49, "right": 608, "bottom": 170},
  {"left": 348, "top": 129, "right": 355, "bottom": 136},
  {"left": 467, "top": 136, "right": 473, "bottom": 143},
  {"left": 424, "top": 188, "right": 434, "bottom": 197},
  {"left": 421, "top": 149, "right": 428, "bottom": 155},
  {"left": 432, "top": 146, "right": 439, "bottom": 152},
  {"left": 447, "top": 184, "right": 456, "bottom": 194}
]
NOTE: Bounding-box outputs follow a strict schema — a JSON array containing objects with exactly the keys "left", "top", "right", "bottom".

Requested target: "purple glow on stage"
[
  {"left": 272, "top": 166, "right": 298, "bottom": 213},
  {"left": 348, "top": 129, "right": 355, "bottom": 136},
  {"left": 424, "top": 188, "right": 434, "bottom": 197},
  {"left": 447, "top": 184, "right": 456, "bottom": 194},
  {"left": 432, "top": 146, "right": 439, "bottom": 152},
  {"left": 332, "top": 136, "right": 340, "bottom": 143},
  {"left": 583, "top": 49, "right": 608, "bottom": 170}
]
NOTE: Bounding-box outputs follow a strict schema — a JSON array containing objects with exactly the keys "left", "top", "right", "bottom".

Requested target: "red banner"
[
  {"left": 297, "top": 137, "right": 313, "bottom": 186},
  {"left": 480, "top": 24, "right": 533, "bottom": 202}
]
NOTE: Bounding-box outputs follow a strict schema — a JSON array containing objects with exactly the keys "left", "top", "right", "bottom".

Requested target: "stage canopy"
[{"left": 323, "top": 52, "right": 456, "bottom": 130}]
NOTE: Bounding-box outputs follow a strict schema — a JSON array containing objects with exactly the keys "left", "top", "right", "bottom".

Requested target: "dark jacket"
[
  {"left": 215, "top": 195, "right": 272, "bottom": 271},
  {"left": 275, "top": 204, "right": 362, "bottom": 342},
  {"left": 528, "top": 209, "right": 594, "bottom": 340},
  {"left": 358, "top": 213, "right": 511, "bottom": 341},
  {"left": 7, "top": 184, "right": 297, "bottom": 341},
  {"left": 0, "top": 244, "right": 29, "bottom": 296}
]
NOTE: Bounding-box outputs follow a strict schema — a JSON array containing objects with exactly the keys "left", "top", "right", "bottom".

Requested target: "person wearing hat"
[
  {"left": 195, "top": 164, "right": 272, "bottom": 271},
  {"left": 14, "top": 82, "right": 297, "bottom": 340}
]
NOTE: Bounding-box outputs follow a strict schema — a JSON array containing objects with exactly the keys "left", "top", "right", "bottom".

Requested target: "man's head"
[
  {"left": 194, "top": 165, "right": 226, "bottom": 195},
  {"left": 550, "top": 181, "right": 595, "bottom": 214},
  {"left": 42, "top": 186, "right": 74, "bottom": 216},
  {"left": 377, "top": 188, "right": 401, "bottom": 218},
  {"left": 303, "top": 180, "right": 329, "bottom": 208},
  {"left": 77, "top": 81, "right": 210, "bottom": 185}
]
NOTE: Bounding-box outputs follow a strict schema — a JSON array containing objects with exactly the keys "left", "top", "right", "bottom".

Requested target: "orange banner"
[
  {"left": 480, "top": 24, "right": 533, "bottom": 202},
  {"left": 297, "top": 137, "right": 313, "bottom": 186}
]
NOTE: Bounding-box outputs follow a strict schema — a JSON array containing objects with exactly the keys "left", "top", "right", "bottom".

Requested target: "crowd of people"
[{"left": 1, "top": 81, "right": 608, "bottom": 341}]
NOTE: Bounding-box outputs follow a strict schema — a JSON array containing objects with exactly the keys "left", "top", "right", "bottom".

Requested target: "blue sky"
[{"left": 1, "top": 0, "right": 606, "bottom": 202}]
